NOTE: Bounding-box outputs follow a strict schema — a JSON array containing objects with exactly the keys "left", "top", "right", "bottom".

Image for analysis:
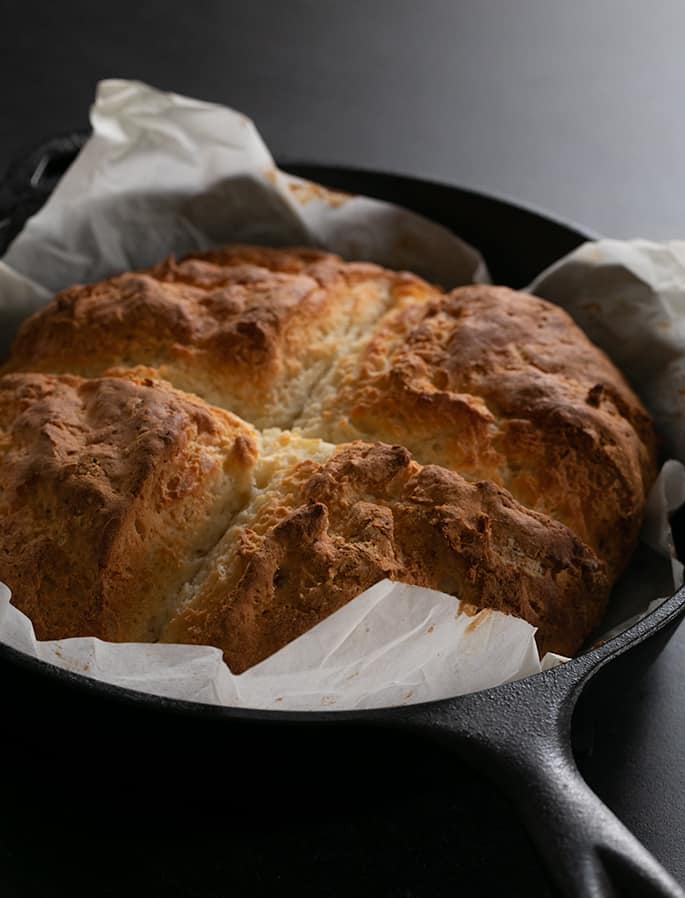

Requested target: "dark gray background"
[
  {"left": 3, "top": 0, "right": 685, "bottom": 239},
  {"left": 1, "top": 1, "right": 685, "bottom": 895}
]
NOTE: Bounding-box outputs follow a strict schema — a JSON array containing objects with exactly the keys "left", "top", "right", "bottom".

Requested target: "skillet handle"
[
  {"left": 0, "top": 132, "right": 88, "bottom": 254},
  {"left": 498, "top": 741, "right": 685, "bottom": 898},
  {"left": 407, "top": 649, "right": 685, "bottom": 898}
]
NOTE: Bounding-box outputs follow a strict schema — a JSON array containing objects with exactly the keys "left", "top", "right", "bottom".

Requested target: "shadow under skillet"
[{"left": 0, "top": 740, "right": 560, "bottom": 898}]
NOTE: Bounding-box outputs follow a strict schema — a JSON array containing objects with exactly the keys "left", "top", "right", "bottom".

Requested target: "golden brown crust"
[
  {"left": 163, "top": 442, "right": 610, "bottom": 672},
  {"left": 0, "top": 371, "right": 259, "bottom": 641},
  {"left": 297, "top": 285, "right": 657, "bottom": 576},
  {"left": 3, "top": 245, "right": 439, "bottom": 428},
  {"left": 0, "top": 248, "right": 658, "bottom": 671}
]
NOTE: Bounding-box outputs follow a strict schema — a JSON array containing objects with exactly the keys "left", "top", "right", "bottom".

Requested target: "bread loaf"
[{"left": 0, "top": 246, "right": 657, "bottom": 670}]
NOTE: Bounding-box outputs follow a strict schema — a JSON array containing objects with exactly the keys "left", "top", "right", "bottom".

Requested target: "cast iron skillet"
[{"left": 1, "top": 136, "right": 685, "bottom": 898}]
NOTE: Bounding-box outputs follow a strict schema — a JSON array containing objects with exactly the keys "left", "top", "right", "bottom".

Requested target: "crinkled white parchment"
[
  {"left": 0, "top": 580, "right": 545, "bottom": 710},
  {"left": 0, "top": 80, "right": 683, "bottom": 710},
  {"left": 531, "top": 240, "right": 685, "bottom": 463}
]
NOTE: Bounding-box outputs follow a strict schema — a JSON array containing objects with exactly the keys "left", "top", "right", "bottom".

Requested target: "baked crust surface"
[
  {"left": 4, "top": 246, "right": 438, "bottom": 428},
  {"left": 296, "top": 285, "right": 657, "bottom": 576},
  {"left": 164, "top": 441, "right": 610, "bottom": 672},
  {"left": 0, "top": 371, "right": 259, "bottom": 641}
]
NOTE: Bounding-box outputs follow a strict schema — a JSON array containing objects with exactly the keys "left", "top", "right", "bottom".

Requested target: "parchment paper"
[{"left": 0, "top": 80, "right": 683, "bottom": 710}]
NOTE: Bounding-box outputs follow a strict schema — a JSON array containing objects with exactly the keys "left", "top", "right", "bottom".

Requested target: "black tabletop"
[{"left": 2, "top": 2, "right": 685, "bottom": 896}]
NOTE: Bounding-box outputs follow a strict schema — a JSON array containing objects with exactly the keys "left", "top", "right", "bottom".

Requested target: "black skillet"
[{"left": 1, "top": 135, "right": 685, "bottom": 898}]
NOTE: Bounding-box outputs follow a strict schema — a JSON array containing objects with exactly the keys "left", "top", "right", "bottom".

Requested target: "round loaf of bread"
[{"left": 0, "top": 246, "right": 657, "bottom": 670}]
